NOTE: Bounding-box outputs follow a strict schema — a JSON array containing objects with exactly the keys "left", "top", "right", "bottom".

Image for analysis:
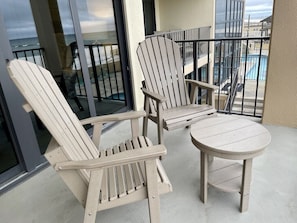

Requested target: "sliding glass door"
[
  {"left": 57, "top": 0, "right": 132, "bottom": 117},
  {"left": 0, "top": 90, "right": 21, "bottom": 183},
  {"left": 0, "top": 0, "right": 132, "bottom": 190}
]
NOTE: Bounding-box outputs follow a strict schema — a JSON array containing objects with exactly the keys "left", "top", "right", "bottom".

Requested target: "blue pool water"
[{"left": 243, "top": 55, "right": 268, "bottom": 81}]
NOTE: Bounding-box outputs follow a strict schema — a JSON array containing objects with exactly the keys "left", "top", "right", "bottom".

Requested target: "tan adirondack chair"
[
  {"left": 137, "top": 36, "right": 218, "bottom": 144},
  {"left": 7, "top": 59, "right": 172, "bottom": 223}
]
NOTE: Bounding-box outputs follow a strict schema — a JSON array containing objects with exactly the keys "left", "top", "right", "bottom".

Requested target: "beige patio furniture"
[
  {"left": 191, "top": 115, "right": 271, "bottom": 212},
  {"left": 137, "top": 36, "right": 218, "bottom": 144},
  {"left": 7, "top": 59, "right": 172, "bottom": 223}
]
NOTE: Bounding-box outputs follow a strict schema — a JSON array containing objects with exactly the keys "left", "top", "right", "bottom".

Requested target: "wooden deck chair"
[
  {"left": 137, "top": 36, "right": 218, "bottom": 144},
  {"left": 7, "top": 59, "right": 172, "bottom": 223}
]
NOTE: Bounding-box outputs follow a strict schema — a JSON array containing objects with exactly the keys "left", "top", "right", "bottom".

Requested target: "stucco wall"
[
  {"left": 123, "top": 0, "right": 216, "bottom": 111},
  {"left": 155, "top": 0, "right": 215, "bottom": 33},
  {"left": 262, "top": 0, "right": 297, "bottom": 127},
  {"left": 122, "top": 0, "right": 146, "bottom": 111}
]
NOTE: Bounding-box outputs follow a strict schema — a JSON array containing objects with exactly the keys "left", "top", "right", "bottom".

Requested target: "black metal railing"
[
  {"left": 175, "top": 36, "right": 270, "bottom": 117},
  {"left": 12, "top": 43, "right": 124, "bottom": 102},
  {"left": 12, "top": 34, "right": 270, "bottom": 117},
  {"left": 147, "top": 26, "right": 211, "bottom": 41},
  {"left": 13, "top": 48, "right": 46, "bottom": 67},
  {"left": 73, "top": 43, "right": 123, "bottom": 101},
  {"left": 149, "top": 27, "right": 212, "bottom": 65}
]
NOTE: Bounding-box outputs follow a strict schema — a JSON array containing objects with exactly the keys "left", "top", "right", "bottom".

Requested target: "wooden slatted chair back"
[
  {"left": 137, "top": 36, "right": 190, "bottom": 112},
  {"left": 7, "top": 59, "right": 99, "bottom": 165},
  {"left": 8, "top": 59, "right": 173, "bottom": 223}
]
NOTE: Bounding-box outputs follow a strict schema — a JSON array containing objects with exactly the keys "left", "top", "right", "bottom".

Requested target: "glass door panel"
[
  {"left": 71, "top": 0, "right": 127, "bottom": 116},
  {"left": 0, "top": 102, "right": 18, "bottom": 174},
  {"left": 51, "top": 0, "right": 93, "bottom": 120},
  {"left": 0, "top": 0, "right": 51, "bottom": 155}
]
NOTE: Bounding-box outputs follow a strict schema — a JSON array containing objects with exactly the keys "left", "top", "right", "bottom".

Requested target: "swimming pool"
[{"left": 242, "top": 55, "right": 268, "bottom": 81}]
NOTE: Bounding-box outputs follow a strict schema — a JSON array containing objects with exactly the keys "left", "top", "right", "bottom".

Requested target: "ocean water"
[
  {"left": 10, "top": 34, "right": 77, "bottom": 51},
  {"left": 10, "top": 31, "right": 117, "bottom": 51},
  {"left": 10, "top": 31, "right": 119, "bottom": 68}
]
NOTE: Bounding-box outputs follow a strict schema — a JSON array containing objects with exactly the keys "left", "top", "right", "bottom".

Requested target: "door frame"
[{"left": 0, "top": 14, "right": 45, "bottom": 189}]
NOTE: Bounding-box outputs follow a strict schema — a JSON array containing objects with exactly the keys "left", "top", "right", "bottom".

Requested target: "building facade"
[
  {"left": 214, "top": 0, "right": 245, "bottom": 85},
  {"left": 215, "top": 0, "right": 245, "bottom": 38}
]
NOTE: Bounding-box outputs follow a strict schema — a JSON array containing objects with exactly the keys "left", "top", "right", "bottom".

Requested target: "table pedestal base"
[{"left": 200, "top": 152, "right": 253, "bottom": 212}]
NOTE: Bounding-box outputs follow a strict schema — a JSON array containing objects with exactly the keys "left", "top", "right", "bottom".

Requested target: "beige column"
[
  {"left": 122, "top": 0, "right": 146, "bottom": 111},
  {"left": 262, "top": 0, "right": 297, "bottom": 127}
]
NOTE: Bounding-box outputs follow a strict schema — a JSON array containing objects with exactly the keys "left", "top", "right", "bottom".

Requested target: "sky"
[
  {"left": 245, "top": 0, "right": 274, "bottom": 22},
  {"left": 0, "top": 0, "right": 115, "bottom": 39},
  {"left": 0, "top": 0, "right": 274, "bottom": 40}
]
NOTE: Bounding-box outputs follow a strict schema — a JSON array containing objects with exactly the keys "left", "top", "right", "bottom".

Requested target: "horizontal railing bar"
[{"left": 176, "top": 36, "right": 270, "bottom": 43}]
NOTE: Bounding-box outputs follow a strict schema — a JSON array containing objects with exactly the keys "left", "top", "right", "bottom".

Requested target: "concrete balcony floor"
[{"left": 0, "top": 115, "right": 297, "bottom": 223}]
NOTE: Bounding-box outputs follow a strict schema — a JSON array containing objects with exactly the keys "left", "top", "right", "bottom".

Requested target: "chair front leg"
[
  {"left": 143, "top": 95, "right": 150, "bottom": 137},
  {"left": 156, "top": 102, "right": 164, "bottom": 144},
  {"left": 145, "top": 159, "right": 161, "bottom": 223},
  {"left": 83, "top": 170, "right": 103, "bottom": 223}
]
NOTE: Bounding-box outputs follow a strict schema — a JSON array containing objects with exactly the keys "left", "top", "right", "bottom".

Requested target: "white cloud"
[
  {"left": 244, "top": 0, "right": 273, "bottom": 21},
  {"left": 245, "top": 5, "right": 273, "bottom": 12}
]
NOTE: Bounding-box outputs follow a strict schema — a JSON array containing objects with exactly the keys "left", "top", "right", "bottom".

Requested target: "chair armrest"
[
  {"left": 142, "top": 87, "right": 167, "bottom": 103},
  {"left": 81, "top": 111, "right": 146, "bottom": 148},
  {"left": 55, "top": 144, "right": 166, "bottom": 170},
  {"left": 186, "top": 80, "right": 218, "bottom": 105},
  {"left": 80, "top": 111, "right": 146, "bottom": 126},
  {"left": 185, "top": 79, "right": 219, "bottom": 91}
]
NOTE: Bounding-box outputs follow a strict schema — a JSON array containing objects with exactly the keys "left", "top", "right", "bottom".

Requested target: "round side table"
[{"left": 191, "top": 116, "right": 271, "bottom": 212}]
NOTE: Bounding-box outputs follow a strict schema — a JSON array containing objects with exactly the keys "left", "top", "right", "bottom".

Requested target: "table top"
[{"left": 191, "top": 116, "right": 271, "bottom": 160}]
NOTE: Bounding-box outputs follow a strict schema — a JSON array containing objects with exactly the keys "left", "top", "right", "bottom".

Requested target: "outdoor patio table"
[{"left": 190, "top": 115, "right": 271, "bottom": 212}]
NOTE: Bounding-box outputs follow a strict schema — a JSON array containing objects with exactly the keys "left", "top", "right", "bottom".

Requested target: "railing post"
[
  {"left": 206, "top": 40, "right": 210, "bottom": 82},
  {"left": 110, "top": 44, "right": 120, "bottom": 100},
  {"left": 193, "top": 41, "right": 198, "bottom": 79},
  {"left": 193, "top": 41, "right": 201, "bottom": 104},
  {"left": 103, "top": 45, "right": 114, "bottom": 98},
  {"left": 241, "top": 39, "right": 249, "bottom": 114},
  {"left": 217, "top": 40, "right": 223, "bottom": 110},
  {"left": 229, "top": 40, "right": 235, "bottom": 114},
  {"left": 96, "top": 45, "right": 107, "bottom": 98},
  {"left": 89, "top": 45, "right": 102, "bottom": 101},
  {"left": 182, "top": 31, "right": 186, "bottom": 69},
  {"left": 254, "top": 39, "right": 263, "bottom": 116}
]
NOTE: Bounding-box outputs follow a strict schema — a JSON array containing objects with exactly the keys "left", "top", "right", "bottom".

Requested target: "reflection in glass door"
[
  {"left": 0, "top": 100, "right": 18, "bottom": 174},
  {"left": 65, "top": 0, "right": 130, "bottom": 116}
]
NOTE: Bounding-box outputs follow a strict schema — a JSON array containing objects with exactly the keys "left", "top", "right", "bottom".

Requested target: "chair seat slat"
[
  {"left": 107, "top": 148, "right": 117, "bottom": 201},
  {"left": 113, "top": 145, "right": 127, "bottom": 198},
  {"left": 136, "top": 137, "right": 149, "bottom": 179},
  {"left": 132, "top": 138, "right": 145, "bottom": 188},
  {"left": 126, "top": 140, "right": 144, "bottom": 190},
  {"left": 120, "top": 143, "right": 135, "bottom": 194},
  {"left": 100, "top": 150, "right": 109, "bottom": 203},
  {"left": 164, "top": 106, "right": 216, "bottom": 125}
]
